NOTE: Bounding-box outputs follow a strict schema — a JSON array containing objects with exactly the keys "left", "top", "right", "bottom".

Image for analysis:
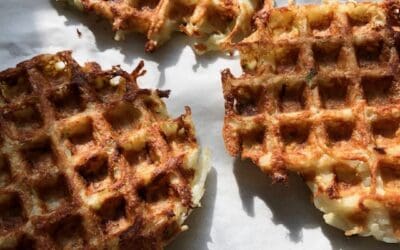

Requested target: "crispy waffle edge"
[{"left": 56, "top": 0, "right": 265, "bottom": 53}]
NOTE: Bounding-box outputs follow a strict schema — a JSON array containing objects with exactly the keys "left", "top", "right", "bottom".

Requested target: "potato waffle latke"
[
  {"left": 59, "top": 0, "right": 262, "bottom": 53},
  {"left": 0, "top": 51, "right": 209, "bottom": 249},
  {"left": 223, "top": 0, "right": 400, "bottom": 242}
]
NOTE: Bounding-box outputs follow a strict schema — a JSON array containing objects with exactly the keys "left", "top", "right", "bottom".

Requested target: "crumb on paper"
[{"left": 76, "top": 28, "right": 82, "bottom": 38}]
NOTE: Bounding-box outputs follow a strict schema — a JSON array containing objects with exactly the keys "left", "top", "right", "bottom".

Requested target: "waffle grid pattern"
[
  {"left": 0, "top": 51, "right": 204, "bottom": 249},
  {"left": 223, "top": 0, "right": 400, "bottom": 242}
]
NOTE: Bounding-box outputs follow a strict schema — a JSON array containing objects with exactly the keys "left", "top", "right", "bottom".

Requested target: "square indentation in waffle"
[
  {"left": 278, "top": 81, "right": 307, "bottom": 113},
  {"left": 232, "top": 85, "right": 268, "bottom": 116},
  {"left": 0, "top": 192, "right": 26, "bottom": 231},
  {"left": 104, "top": 102, "right": 142, "bottom": 132},
  {"left": 354, "top": 39, "right": 389, "bottom": 68},
  {"left": 0, "top": 155, "right": 11, "bottom": 188},
  {"left": 95, "top": 196, "right": 127, "bottom": 233},
  {"left": 49, "top": 83, "right": 86, "bottom": 119},
  {"left": 274, "top": 45, "right": 301, "bottom": 74},
  {"left": 20, "top": 137, "right": 57, "bottom": 174},
  {"left": 379, "top": 161, "right": 400, "bottom": 194},
  {"left": 35, "top": 175, "right": 72, "bottom": 212},
  {"left": 12, "top": 234, "right": 37, "bottom": 250},
  {"left": 361, "top": 75, "right": 398, "bottom": 106},
  {"left": 347, "top": 8, "right": 371, "bottom": 27},
  {"left": 346, "top": 4, "right": 384, "bottom": 29},
  {"left": 160, "top": 118, "right": 196, "bottom": 149},
  {"left": 121, "top": 136, "right": 159, "bottom": 167},
  {"left": 191, "top": 4, "right": 234, "bottom": 37},
  {"left": 324, "top": 161, "right": 370, "bottom": 199},
  {"left": 46, "top": 214, "right": 88, "bottom": 249},
  {"left": 318, "top": 77, "right": 350, "bottom": 109},
  {"left": 267, "top": 8, "right": 299, "bottom": 40},
  {"left": 333, "top": 162, "right": 363, "bottom": 188},
  {"left": 0, "top": 73, "right": 32, "bottom": 104},
  {"left": 136, "top": 172, "right": 184, "bottom": 220},
  {"left": 76, "top": 153, "right": 109, "bottom": 188},
  {"left": 372, "top": 116, "right": 400, "bottom": 140},
  {"left": 280, "top": 121, "right": 311, "bottom": 146},
  {"left": 142, "top": 94, "right": 169, "bottom": 116},
  {"left": 312, "top": 41, "right": 344, "bottom": 70},
  {"left": 306, "top": 5, "right": 334, "bottom": 35},
  {"left": 138, "top": 175, "right": 170, "bottom": 203},
  {"left": 324, "top": 119, "right": 355, "bottom": 146},
  {"left": 2, "top": 103, "right": 43, "bottom": 137},
  {"left": 61, "top": 116, "right": 96, "bottom": 155},
  {"left": 240, "top": 126, "right": 266, "bottom": 157}
]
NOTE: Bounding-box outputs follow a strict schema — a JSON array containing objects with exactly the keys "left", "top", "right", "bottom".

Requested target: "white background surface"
[{"left": 1, "top": 1, "right": 399, "bottom": 249}]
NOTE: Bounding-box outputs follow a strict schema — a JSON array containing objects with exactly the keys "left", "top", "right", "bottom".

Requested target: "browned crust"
[
  {"left": 222, "top": 0, "right": 400, "bottom": 238},
  {"left": 59, "top": 0, "right": 268, "bottom": 53},
  {"left": 0, "top": 51, "right": 200, "bottom": 249}
]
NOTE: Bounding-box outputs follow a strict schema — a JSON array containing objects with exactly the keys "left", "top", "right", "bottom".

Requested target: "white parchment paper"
[{"left": 0, "top": 1, "right": 399, "bottom": 249}]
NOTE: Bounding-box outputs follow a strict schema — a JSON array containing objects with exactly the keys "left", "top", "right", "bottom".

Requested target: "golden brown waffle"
[
  {"left": 59, "top": 0, "right": 263, "bottom": 53},
  {"left": 0, "top": 51, "right": 209, "bottom": 249},
  {"left": 223, "top": 0, "right": 400, "bottom": 243}
]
